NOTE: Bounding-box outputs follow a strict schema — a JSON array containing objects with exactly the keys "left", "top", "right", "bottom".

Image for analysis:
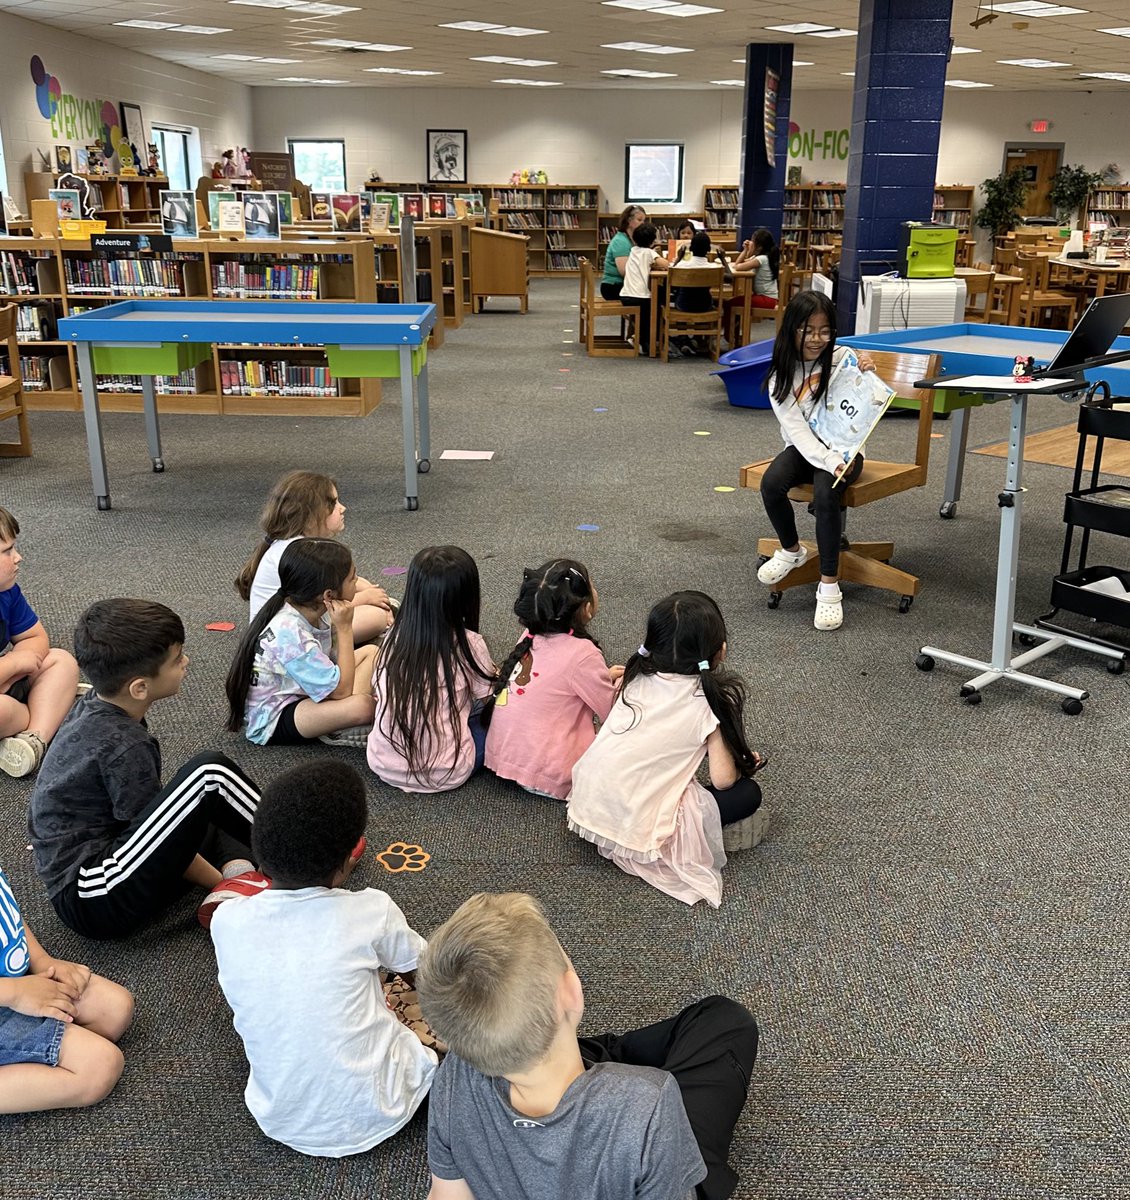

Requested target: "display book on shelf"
[
  {"left": 23, "top": 171, "right": 170, "bottom": 228},
  {"left": 0, "top": 235, "right": 397, "bottom": 416}
]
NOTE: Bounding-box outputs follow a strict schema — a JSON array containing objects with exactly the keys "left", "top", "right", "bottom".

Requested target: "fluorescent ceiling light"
[
  {"left": 171, "top": 25, "right": 232, "bottom": 33},
  {"left": 114, "top": 19, "right": 179, "bottom": 28},
  {"left": 710, "top": 79, "right": 744, "bottom": 85},
  {"left": 946, "top": 79, "right": 993, "bottom": 87},
  {"left": 229, "top": 0, "right": 357, "bottom": 8},
  {"left": 810, "top": 28, "right": 856, "bottom": 37},
  {"left": 601, "top": 41, "right": 693, "bottom": 53},
  {"left": 260, "top": 57, "right": 303, "bottom": 63},
  {"left": 603, "top": 0, "right": 722, "bottom": 10},
  {"left": 1097, "top": 27, "right": 1130, "bottom": 37},
  {"left": 601, "top": 68, "right": 678, "bottom": 77},
  {"left": 471, "top": 56, "right": 557, "bottom": 66},
  {"left": 492, "top": 78, "right": 563, "bottom": 85},
  {"left": 277, "top": 75, "right": 347, "bottom": 82},
  {"left": 365, "top": 66, "right": 442, "bottom": 75},
  {"left": 950, "top": 45, "right": 981, "bottom": 53},
  {"left": 229, "top": 0, "right": 295, "bottom": 6},
  {"left": 309, "top": 39, "right": 411, "bottom": 49},
  {"left": 793, "top": 60, "right": 815, "bottom": 66},
  {"left": 439, "top": 21, "right": 547, "bottom": 35},
  {"left": 1079, "top": 71, "right": 1130, "bottom": 80},
  {"left": 997, "top": 58, "right": 1070, "bottom": 66},
  {"left": 841, "top": 71, "right": 855, "bottom": 76},
  {"left": 214, "top": 53, "right": 261, "bottom": 60},
  {"left": 767, "top": 22, "right": 835, "bottom": 33},
  {"left": 991, "top": 2, "right": 1086, "bottom": 14}
]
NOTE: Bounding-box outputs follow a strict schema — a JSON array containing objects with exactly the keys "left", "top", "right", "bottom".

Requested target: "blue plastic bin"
[{"left": 711, "top": 337, "right": 774, "bottom": 409}]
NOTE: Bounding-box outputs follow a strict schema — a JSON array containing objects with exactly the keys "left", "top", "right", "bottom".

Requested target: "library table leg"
[
  {"left": 399, "top": 346, "right": 419, "bottom": 511},
  {"left": 416, "top": 364, "right": 431, "bottom": 473},
  {"left": 140, "top": 374, "right": 165, "bottom": 472},
  {"left": 77, "top": 342, "right": 112, "bottom": 510}
]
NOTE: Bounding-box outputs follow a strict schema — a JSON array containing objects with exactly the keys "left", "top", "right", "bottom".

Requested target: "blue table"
[
  {"left": 842, "top": 323, "right": 1130, "bottom": 518},
  {"left": 58, "top": 299, "right": 437, "bottom": 511}
]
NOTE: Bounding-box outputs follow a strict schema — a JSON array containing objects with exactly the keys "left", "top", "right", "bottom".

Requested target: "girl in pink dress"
[{"left": 484, "top": 559, "right": 621, "bottom": 800}]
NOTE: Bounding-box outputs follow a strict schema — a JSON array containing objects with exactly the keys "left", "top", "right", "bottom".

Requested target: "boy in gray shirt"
[{"left": 417, "top": 893, "right": 758, "bottom": 1200}]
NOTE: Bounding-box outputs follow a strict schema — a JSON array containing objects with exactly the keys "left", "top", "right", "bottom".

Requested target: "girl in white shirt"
[{"left": 755, "top": 291, "right": 875, "bottom": 631}]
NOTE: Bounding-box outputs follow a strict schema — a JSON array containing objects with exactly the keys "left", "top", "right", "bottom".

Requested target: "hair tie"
[
  {"left": 263, "top": 534, "right": 273, "bottom": 546},
  {"left": 637, "top": 645, "right": 650, "bottom": 658},
  {"left": 698, "top": 659, "right": 711, "bottom": 671}
]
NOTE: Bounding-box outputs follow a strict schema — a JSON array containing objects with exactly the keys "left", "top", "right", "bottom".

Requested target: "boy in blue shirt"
[{"left": 0, "top": 507, "right": 81, "bottom": 777}]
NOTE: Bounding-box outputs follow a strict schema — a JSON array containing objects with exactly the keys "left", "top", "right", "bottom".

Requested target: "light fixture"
[
  {"left": 810, "top": 28, "right": 856, "bottom": 37},
  {"left": 767, "top": 23, "right": 835, "bottom": 33},
  {"left": 601, "top": 68, "right": 678, "bottom": 77},
  {"left": 601, "top": 42, "right": 694, "bottom": 53},
  {"left": 492, "top": 78, "right": 563, "bottom": 85},
  {"left": 113, "top": 19, "right": 179, "bottom": 28},
  {"left": 471, "top": 56, "right": 558, "bottom": 66},
  {"left": 365, "top": 67, "right": 443, "bottom": 75},
  {"left": 170, "top": 25, "right": 232, "bottom": 34},
  {"left": 997, "top": 57, "right": 1071, "bottom": 66},
  {"left": 603, "top": 0, "right": 722, "bottom": 12},
  {"left": 1080, "top": 71, "right": 1130, "bottom": 80},
  {"left": 945, "top": 79, "right": 993, "bottom": 86},
  {"left": 841, "top": 71, "right": 855, "bottom": 76},
  {"left": 1097, "top": 27, "right": 1130, "bottom": 37},
  {"left": 276, "top": 75, "right": 348, "bottom": 82},
  {"left": 992, "top": 2, "right": 1087, "bottom": 14},
  {"left": 439, "top": 21, "right": 548, "bottom": 35},
  {"left": 309, "top": 39, "right": 411, "bottom": 50},
  {"left": 229, "top": 0, "right": 359, "bottom": 9},
  {"left": 215, "top": 52, "right": 302, "bottom": 62},
  {"left": 709, "top": 79, "right": 744, "bottom": 85},
  {"left": 950, "top": 45, "right": 982, "bottom": 53}
]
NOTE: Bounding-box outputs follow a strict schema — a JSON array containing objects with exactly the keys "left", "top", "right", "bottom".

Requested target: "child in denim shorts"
[{"left": 0, "top": 866, "right": 133, "bottom": 1113}]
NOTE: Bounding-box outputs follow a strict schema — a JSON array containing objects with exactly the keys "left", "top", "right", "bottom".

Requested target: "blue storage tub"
[{"left": 711, "top": 337, "right": 774, "bottom": 409}]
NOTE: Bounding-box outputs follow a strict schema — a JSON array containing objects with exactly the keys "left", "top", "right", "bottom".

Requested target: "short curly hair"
[{"left": 252, "top": 760, "right": 367, "bottom": 886}]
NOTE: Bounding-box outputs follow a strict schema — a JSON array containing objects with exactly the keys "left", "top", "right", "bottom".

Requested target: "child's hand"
[
  {"left": 41, "top": 958, "right": 92, "bottom": 998},
  {"left": 3, "top": 647, "right": 44, "bottom": 680},
  {"left": 355, "top": 584, "right": 392, "bottom": 611},
  {"left": 7, "top": 972, "right": 80, "bottom": 1022},
  {"left": 857, "top": 351, "right": 876, "bottom": 372},
  {"left": 326, "top": 597, "right": 355, "bottom": 631},
  {"left": 608, "top": 664, "right": 625, "bottom": 683}
]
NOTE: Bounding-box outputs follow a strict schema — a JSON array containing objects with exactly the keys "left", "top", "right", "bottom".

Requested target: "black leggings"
[
  {"left": 706, "top": 776, "right": 762, "bottom": 825},
  {"left": 760, "top": 446, "right": 864, "bottom": 576},
  {"left": 600, "top": 281, "right": 622, "bottom": 301}
]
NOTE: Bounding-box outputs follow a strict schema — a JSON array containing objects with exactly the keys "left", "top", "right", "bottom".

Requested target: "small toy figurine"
[
  {"left": 536, "top": 168, "right": 548, "bottom": 184},
  {"left": 147, "top": 143, "right": 160, "bottom": 176},
  {"left": 510, "top": 170, "right": 521, "bottom": 185},
  {"left": 1012, "top": 354, "right": 1035, "bottom": 383}
]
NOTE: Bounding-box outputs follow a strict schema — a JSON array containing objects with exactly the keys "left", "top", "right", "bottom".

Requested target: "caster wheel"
[
  {"left": 1061, "top": 698, "right": 1083, "bottom": 716},
  {"left": 404, "top": 496, "right": 419, "bottom": 511},
  {"left": 152, "top": 458, "right": 165, "bottom": 473},
  {"left": 1017, "top": 632, "right": 1037, "bottom": 647},
  {"left": 915, "top": 653, "right": 934, "bottom": 672},
  {"left": 898, "top": 595, "right": 913, "bottom": 614},
  {"left": 960, "top": 685, "right": 982, "bottom": 705},
  {"left": 939, "top": 502, "right": 957, "bottom": 520},
  {"left": 96, "top": 496, "right": 111, "bottom": 511},
  {"left": 1107, "top": 658, "right": 1126, "bottom": 675},
  {"left": 767, "top": 592, "right": 781, "bottom": 610},
  {"left": 417, "top": 459, "right": 430, "bottom": 474}
]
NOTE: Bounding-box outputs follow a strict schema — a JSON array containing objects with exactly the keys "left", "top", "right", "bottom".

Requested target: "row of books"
[
  {"left": 706, "top": 189, "right": 740, "bottom": 207},
  {"left": 505, "top": 212, "right": 543, "bottom": 231},
  {"left": 72, "top": 370, "right": 202, "bottom": 396},
  {"left": 546, "top": 212, "right": 587, "bottom": 229},
  {"left": 0, "top": 253, "right": 52, "bottom": 296},
  {"left": 14, "top": 302, "right": 56, "bottom": 342},
  {"left": 704, "top": 211, "right": 738, "bottom": 228},
  {"left": 220, "top": 359, "right": 342, "bottom": 398},
  {"left": 63, "top": 257, "right": 186, "bottom": 297},
  {"left": 1088, "top": 190, "right": 1130, "bottom": 209},
  {"left": 211, "top": 262, "right": 320, "bottom": 300},
  {"left": 547, "top": 252, "right": 583, "bottom": 271},
  {"left": 811, "top": 212, "right": 845, "bottom": 230},
  {"left": 547, "top": 190, "right": 597, "bottom": 208},
  {"left": 811, "top": 190, "right": 846, "bottom": 209},
  {"left": 0, "top": 353, "right": 59, "bottom": 390}
]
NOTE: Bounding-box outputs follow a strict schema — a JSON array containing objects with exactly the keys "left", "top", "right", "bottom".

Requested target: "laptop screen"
[{"left": 1044, "top": 291, "right": 1130, "bottom": 376}]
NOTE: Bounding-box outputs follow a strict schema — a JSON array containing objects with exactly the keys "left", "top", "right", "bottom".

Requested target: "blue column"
[
  {"left": 738, "top": 44, "right": 793, "bottom": 246},
  {"left": 837, "top": 0, "right": 953, "bottom": 332}
]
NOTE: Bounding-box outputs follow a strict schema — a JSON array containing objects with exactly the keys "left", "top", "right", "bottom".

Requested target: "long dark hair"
[
  {"left": 768, "top": 289, "right": 837, "bottom": 405},
  {"left": 751, "top": 226, "right": 780, "bottom": 281},
  {"left": 481, "top": 559, "right": 599, "bottom": 729},
  {"left": 376, "top": 546, "right": 494, "bottom": 779},
  {"left": 618, "top": 591, "right": 758, "bottom": 776},
  {"left": 225, "top": 538, "right": 353, "bottom": 731}
]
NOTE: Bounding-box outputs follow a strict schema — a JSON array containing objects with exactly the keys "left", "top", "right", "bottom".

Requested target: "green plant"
[
  {"left": 1047, "top": 163, "right": 1104, "bottom": 225},
  {"left": 975, "top": 168, "right": 1031, "bottom": 238}
]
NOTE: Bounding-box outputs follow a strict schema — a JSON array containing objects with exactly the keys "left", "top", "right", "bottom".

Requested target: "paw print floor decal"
[{"left": 377, "top": 842, "right": 431, "bottom": 873}]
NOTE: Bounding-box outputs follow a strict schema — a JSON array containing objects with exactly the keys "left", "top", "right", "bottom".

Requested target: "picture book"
[
  {"left": 217, "top": 199, "right": 245, "bottom": 236},
  {"left": 369, "top": 192, "right": 399, "bottom": 225},
  {"left": 74, "top": 146, "right": 90, "bottom": 174},
  {"left": 3, "top": 194, "right": 19, "bottom": 223},
  {"left": 160, "top": 189, "right": 197, "bottom": 238},
  {"left": 243, "top": 191, "right": 280, "bottom": 240},
  {"left": 208, "top": 190, "right": 236, "bottom": 229},
  {"left": 458, "top": 192, "right": 484, "bottom": 216},
  {"left": 427, "top": 192, "right": 448, "bottom": 219},
  {"left": 369, "top": 202, "right": 391, "bottom": 232},
  {"left": 806, "top": 347, "right": 896, "bottom": 479},
  {"left": 86, "top": 147, "right": 107, "bottom": 176},
  {"left": 55, "top": 145, "right": 72, "bottom": 173},
  {"left": 270, "top": 191, "right": 294, "bottom": 225},
  {"left": 401, "top": 192, "right": 424, "bottom": 220},
  {"left": 331, "top": 193, "right": 361, "bottom": 232},
  {"left": 49, "top": 188, "right": 80, "bottom": 221},
  {"left": 310, "top": 191, "right": 331, "bottom": 221}
]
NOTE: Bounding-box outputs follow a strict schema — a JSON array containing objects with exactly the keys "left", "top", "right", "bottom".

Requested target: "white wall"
[{"left": 0, "top": 9, "right": 252, "bottom": 209}]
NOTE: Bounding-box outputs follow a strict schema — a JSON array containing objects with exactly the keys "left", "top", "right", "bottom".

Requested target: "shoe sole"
[
  {"left": 723, "top": 807, "right": 769, "bottom": 852},
  {"left": 0, "top": 737, "right": 36, "bottom": 778}
]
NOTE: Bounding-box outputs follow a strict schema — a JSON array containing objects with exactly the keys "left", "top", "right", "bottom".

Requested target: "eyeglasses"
[{"left": 801, "top": 327, "right": 833, "bottom": 340}]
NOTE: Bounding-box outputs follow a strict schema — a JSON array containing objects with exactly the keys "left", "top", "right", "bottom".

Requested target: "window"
[
  {"left": 624, "top": 142, "right": 684, "bottom": 204},
  {"left": 288, "top": 138, "right": 347, "bottom": 192},
  {"left": 151, "top": 125, "right": 196, "bottom": 191}
]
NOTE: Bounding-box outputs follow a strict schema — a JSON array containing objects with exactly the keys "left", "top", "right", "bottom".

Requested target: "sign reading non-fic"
[{"left": 788, "top": 123, "right": 851, "bottom": 162}]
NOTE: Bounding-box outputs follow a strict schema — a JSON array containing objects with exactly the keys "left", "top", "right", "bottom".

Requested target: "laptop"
[{"left": 1041, "top": 291, "right": 1130, "bottom": 377}]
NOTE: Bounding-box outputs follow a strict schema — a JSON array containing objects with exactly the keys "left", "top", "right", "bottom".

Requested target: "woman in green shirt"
[{"left": 601, "top": 205, "right": 647, "bottom": 299}]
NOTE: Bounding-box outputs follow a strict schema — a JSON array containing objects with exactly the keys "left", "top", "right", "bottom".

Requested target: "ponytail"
[{"left": 225, "top": 589, "right": 286, "bottom": 730}]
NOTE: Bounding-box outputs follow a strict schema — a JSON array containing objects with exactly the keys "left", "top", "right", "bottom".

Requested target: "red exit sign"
[{"left": 1029, "top": 119, "right": 1052, "bottom": 133}]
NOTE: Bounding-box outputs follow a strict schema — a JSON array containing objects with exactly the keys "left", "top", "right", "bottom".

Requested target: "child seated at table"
[
  {"left": 619, "top": 222, "right": 669, "bottom": 356},
  {"left": 670, "top": 231, "right": 718, "bottom": 357}
]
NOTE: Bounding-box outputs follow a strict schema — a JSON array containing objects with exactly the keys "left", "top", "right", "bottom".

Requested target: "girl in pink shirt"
[
  {"left": 367, "top": 546, "right": 496, "bottom": 794},
  {"left": 484, "top": 559, "right": 621, "bottom": 800}
]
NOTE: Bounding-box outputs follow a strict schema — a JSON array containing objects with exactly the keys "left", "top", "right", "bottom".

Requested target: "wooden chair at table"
[
  {"left": 738, "top": 349, "right": 941, "bottom": 614},
  {"left": 994, "top": 246, "right": 1018, "bottom": 276},
  {"left": 0, "top": 304, "right": 33, "bottom": 457},
  {"left": 1015, "top": 251, "right": 1077, "bottom": 329},
  {"left": 577, "top": 257, "right": 640, "bottom": 357},
  {"left": 659, "top": 265, "right": 724, "bottom": 363},
  {"left": 962, "top": 270, "right": 995, "bottom": 322},
  {"left": 725, "top": 260, "right": 795, "bottom": 348}
]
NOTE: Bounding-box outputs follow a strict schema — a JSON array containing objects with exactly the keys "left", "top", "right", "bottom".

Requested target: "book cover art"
[
  {"left": 243, "top": 191, "right": 280, "bottom": 240},
  {"left": 458, "top": 192, "right": 484, "bottom": 216},
  {"left": 369, "top": 202, "right": 391, "bottom": 232},
  {"left": 74, "top": 146, "right": 90, "bottom": 174},
  {"left": 310, "top": 192, "right": 331, "bottom": 221},
  {"left": 331, "top": 193, "right": 361, "bottom": 232},
  {"left": 270, "top": 192, "right": 294, "bottom": 225},
  {"left": 401, "top": 192, "right": 424, "bottom": 220},
  {"left": 55, "top": 145, "right": 72, "bottom": 173},
  {"left": 48, "top": 188, "right": 80, "bottom": 221},
  {"left": 427, "top": 193, "right": 448, "bottom": 219},
  {"left": 807, "top": 348, "right": 896, "bottom": 473},
  {"left": 208, "top": 190, "right": 236, "bottom": 229},
  {"left": 217, "top": 199, "right": 245, "bottom": 236},
  {"left": 370, "top": 192, "right": 399, "bottom": 225},
  {"left": 160, "top": 189, "right": 197, "bottom": 238}
]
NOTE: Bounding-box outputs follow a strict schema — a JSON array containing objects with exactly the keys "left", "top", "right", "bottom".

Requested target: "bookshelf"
[
  {"left": 0, "top": 237, "right": 390, "bottom": 416},
  {"left": 24, "top": 171, "right": 170, "bottom": 228},
  {"left": 1087, "top": 186, "right": 1130, "bottom": 229},
  {"left": 932, "top": 185, "right": 975, "bottom": 232},
  {"left": 597, "top": 212, "right": 706, "bottom": 268},
  {"left": 703, "top": 187, "right": 739, "bottom": 247},
  {"left": 782, "top": 184, "right": 847, "bottom": 272},
  {"left": 419, "top": 218, "right": 474, "bottom": 326}
]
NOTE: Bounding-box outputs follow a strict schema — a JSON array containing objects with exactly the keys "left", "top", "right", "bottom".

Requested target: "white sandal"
[
  {"left": 814, "top": 587, "right": 843, "bottom": 631},
  {"left": 757, "top": 546, "right": 810, "bottom": 585}
]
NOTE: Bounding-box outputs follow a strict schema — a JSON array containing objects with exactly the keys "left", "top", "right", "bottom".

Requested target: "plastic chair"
[{"left": 0, "top": 304, "right": 33, "bottom": 457}]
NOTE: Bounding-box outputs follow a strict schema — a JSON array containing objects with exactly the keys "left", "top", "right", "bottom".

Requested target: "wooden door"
[{"left": 1003, "top": 146, "right": 1063, "bottom": 217}]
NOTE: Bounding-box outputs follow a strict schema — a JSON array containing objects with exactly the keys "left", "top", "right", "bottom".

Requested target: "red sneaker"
[{"left": 197, "top": 871, "right": 271, "bottom": 930}]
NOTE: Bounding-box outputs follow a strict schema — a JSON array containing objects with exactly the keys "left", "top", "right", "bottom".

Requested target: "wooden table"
[{"left": 1047, "top": 256, "right": 1130, "bottom": 298}]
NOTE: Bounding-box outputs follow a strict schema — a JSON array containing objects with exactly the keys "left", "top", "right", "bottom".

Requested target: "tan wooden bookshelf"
[
  {"left": 933, "top": 185, "right": 975, "bottom": 233},
  {"left": 24, "top": 171, "right": 171, "bottom": 229},
  {"left": 702, "top": 187, "right": 739, "bottom": 248},
  {"left": 782, "top": 184, "right": 847, "bottom": 271}
]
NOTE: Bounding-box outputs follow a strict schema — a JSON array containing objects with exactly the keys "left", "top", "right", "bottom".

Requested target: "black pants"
[
  {"left": 707, "top": 776, "right": 762, "bottom": 825},
  {"left": 580, "top": 995, "right": 759, "bottom": 1200},
  {"left": 52, "top": 752, "right": 259, "bottom": 940},
  {"left": 600, "top": 281, "right": 622, "bottom": 301},
  {"left": 760, "top": 446, "right": 864, "bottom": 577},
  {"left": 618, "top": 294, "right": 651, "bottom": 352}
]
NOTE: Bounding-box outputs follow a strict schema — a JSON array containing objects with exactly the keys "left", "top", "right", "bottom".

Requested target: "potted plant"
[
  {"left": 975, "top": 168, "right": 1031, "bottom": 238},
  {"left": 1047, "top": 163, "right": 1104, "bottom": 227}
]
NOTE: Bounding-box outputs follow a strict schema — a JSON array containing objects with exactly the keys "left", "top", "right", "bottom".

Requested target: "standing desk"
[
  {"left": 57, "top": 299, "right": 437, "bottom": 511},
  {"left": 842, "top": 323, "right": 1130, "bottom": 518}
]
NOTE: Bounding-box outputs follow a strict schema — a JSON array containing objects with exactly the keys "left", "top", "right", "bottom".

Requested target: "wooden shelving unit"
[
  {"left": 1087, "top": 186, "right": 1130, "bottom": 229},
  {"left": 24, "top": 171, "right": 170, "bottom": 229},
  {"left": 782, "top": 184, "right": 847, "bottom": 272},
  {"left": 703, "top": 187, "right": 739, "bottom": 248},
  {"left": 933, "top": 185, "right": 975, "bottom": 233}
]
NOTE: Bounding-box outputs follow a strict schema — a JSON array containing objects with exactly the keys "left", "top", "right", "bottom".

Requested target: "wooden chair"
[
  {"left": 1015, "top": 252, "right": 1077, "bottom": 329},
  {"left": 660, "top": 265, "right": 724, "bottom": 363},
  {"left": 726, "top": 260, "right": 795, "bottom": 348},
  {"left": 578, "top": 257, "right": 639, "bottom": 357},
  {"left": 0, "top": 305, "right": 33, "bottom": 457},
  {"left": 962, "top": 270, "right": 994, "bottom": 322},
  {"left": 739, "top": 349, "right": 941, "bottom": 612}
]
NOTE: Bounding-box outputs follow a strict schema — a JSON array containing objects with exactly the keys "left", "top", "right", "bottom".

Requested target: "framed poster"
[
  {"left": 427, "top": 129, "right": 467, "bottom": 184},
  {"left": 119, "top": 102, "right": 146, "bottom": 153}
]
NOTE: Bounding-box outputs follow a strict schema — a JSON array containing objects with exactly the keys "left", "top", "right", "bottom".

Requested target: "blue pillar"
[
  {"left": 738, "top": 44, "right": 793, "bottom": 247},
  {"left": 837, "top": 0, "right": 953, "bottom": 333}
]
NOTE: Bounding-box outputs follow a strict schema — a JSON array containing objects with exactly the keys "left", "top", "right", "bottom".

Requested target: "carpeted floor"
[{"left": 2, "top": 280, "right": 1129, "bottom": 1199}]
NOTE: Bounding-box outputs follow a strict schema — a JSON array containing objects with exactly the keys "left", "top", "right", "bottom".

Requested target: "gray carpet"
[{"left": 2, "top": 280, "right": 1129, "bottom": 1199}]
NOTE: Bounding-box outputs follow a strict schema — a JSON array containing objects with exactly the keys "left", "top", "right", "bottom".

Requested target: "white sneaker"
[
  {"left": 757, "top": 546, "right": 810, "bottom": 585},
  {"left": 814, "top": 587, "right": 844, "bottom": 631},
  {"left": 0, "top": 731, "right": 46, "bottom": 778},
  {"left": 319, "top": 724, "right": 371, "bottom": 749}
]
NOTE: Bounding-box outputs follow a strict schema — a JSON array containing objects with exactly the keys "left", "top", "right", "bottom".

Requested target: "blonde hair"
[
  {"left": 234, "top": 470, "right": 338, "bottom": 600},
  {"left": 417, "top": 893, "right": 569, "bottom": 1076}
]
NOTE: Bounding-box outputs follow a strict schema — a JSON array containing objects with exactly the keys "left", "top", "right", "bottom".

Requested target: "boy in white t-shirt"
[
  {"left": 619, "top": 222, "right": 669, "bottom": 355},
  {"left": 210, "top": 760, "right": 438, "bottom": 1157}
]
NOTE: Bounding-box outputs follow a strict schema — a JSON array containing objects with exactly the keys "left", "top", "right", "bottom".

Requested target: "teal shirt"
[{"left": 601, "top": 231, "right": 633, "bottom": 286}]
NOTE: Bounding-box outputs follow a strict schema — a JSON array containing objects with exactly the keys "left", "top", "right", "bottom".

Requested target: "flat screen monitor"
[{"left": 1044, "top": 291, "right": 1130, "bottom": 376}]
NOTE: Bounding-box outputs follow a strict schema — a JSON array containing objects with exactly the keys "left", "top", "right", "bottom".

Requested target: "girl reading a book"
[{"left": 756, "top": 291, "right": 875, "bottom": 632}]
